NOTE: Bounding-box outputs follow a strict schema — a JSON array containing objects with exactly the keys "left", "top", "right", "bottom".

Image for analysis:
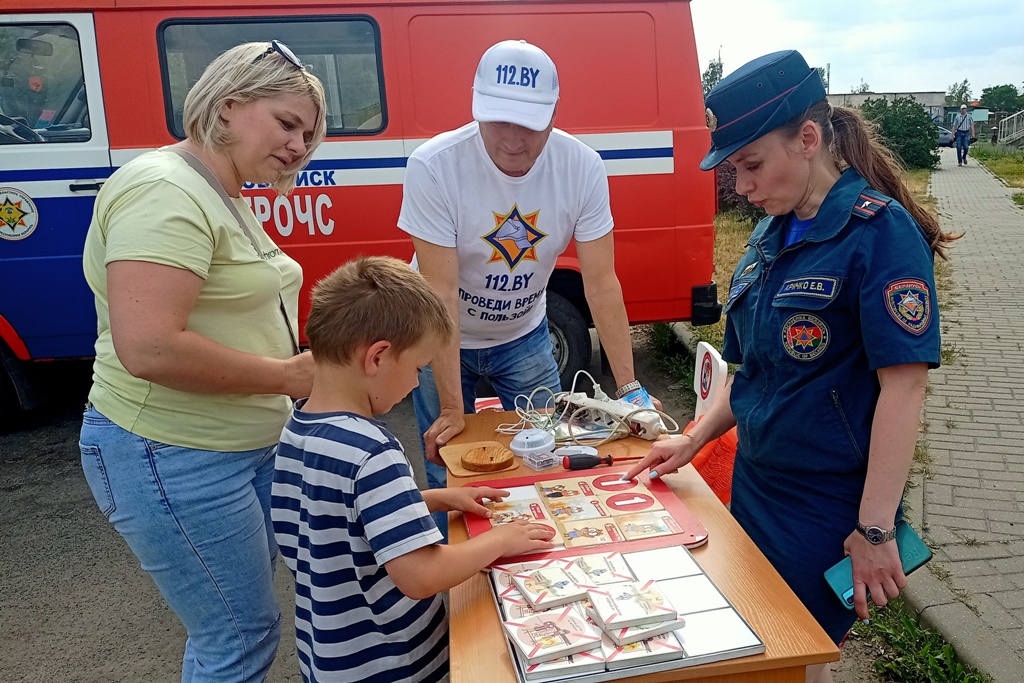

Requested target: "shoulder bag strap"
[{"left": 167, "top": 147, "right": 300, "bottom": 355}]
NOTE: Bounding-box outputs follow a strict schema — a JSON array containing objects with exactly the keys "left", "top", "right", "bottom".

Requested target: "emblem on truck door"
[{"left": 0, "top": 187, "right": 38, "bottom": 241}]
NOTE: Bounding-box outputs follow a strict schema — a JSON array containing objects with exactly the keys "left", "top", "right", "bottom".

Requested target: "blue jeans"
[
  {"left": 955, "top": 130, "right": 970, "bottom": 164},
  {"left": 79, "top": 407, "right": 281, "bottom": 683},
  {"left": 413, "top": 319, "right": 561, "bottom": 535}
]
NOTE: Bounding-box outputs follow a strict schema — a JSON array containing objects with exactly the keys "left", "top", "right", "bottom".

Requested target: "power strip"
[{"left": 555, "top": 394, "right": 664, "bottom": 441}]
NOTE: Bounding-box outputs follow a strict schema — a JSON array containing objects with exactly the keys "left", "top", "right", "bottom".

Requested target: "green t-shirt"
[{"left": 83, "top": 148, "right": 302, "bottom": 451}]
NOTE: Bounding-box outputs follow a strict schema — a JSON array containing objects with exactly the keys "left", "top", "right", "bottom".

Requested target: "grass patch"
[
  {"left": 1013, "top": 192, "right": 1024, "bottom": 207},
  {"left": 904, "top": 168, "right": 937, "bottom": 215},
  {"left": 969, "top": 143, "right": 1024, "bottom": 188},
  {"left": 851, "top": 599, "right": 991, "bottom": 683},
  {"left": 648, "top": 323, "right": 695, "bottom": 389},
  {"left": 940, "top": 342, "right": 963, "bottom": 366}
]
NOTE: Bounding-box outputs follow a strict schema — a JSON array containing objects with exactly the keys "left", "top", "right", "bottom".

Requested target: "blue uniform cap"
[{"left": 700, "top": 50, "right": 827, "bottom": 171}]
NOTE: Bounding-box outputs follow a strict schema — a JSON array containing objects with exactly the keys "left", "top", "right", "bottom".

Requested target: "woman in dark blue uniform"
[{"left": 624, "top": 50, "right": 957, "bottom": 683}]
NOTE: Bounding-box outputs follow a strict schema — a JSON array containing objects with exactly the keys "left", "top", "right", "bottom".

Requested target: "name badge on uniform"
[
  {"left": 775, "top": 276, "right": 839, "bottom": 301},
  {"left": 726, "top": 279, "right": 754, "bottom": 308}
]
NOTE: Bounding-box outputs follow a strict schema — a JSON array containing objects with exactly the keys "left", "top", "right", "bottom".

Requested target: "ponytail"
[{"left": 782, "top": 100, "right": 959, "bottom": 260}]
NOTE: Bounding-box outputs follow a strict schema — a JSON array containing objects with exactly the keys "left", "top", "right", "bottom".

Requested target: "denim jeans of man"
[
  {"left": 956, "top": 130, "right": 970, "bottom": 164},
  {"left": 412, "top": 319, "right": 561, "bottom": 538},
  {"left": 79, "top": 407, "right": 281, "bottom": 683}
]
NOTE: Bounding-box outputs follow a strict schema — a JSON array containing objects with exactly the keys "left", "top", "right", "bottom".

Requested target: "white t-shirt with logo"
[{"left": 398, "top": 122, "right": 613, "bottom": 348}]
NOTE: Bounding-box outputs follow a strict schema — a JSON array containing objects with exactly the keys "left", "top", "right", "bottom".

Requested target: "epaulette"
[{"left": 851, "top": 188, "right": 892, "bottom": 220}]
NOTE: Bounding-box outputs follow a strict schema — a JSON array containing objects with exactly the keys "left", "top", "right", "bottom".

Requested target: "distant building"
[{"left": 827, "top": 91, "right": 946, "bottom": 121}]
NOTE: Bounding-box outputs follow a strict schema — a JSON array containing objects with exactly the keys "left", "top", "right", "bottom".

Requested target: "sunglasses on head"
[{"left": 253, "top": 40, "right": 304, "bottom": 70}]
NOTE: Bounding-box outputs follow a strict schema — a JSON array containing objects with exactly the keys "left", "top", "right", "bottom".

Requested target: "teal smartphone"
[{"left": 824, "top": 520, "right": 932, "bottom": 609}]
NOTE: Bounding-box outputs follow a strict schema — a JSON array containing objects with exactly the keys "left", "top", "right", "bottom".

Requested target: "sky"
[{"left": 690, "top": 0, "right": 1024, "bottom": 98}]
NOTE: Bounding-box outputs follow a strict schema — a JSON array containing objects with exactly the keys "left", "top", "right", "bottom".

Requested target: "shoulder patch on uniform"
[
  {"left": 885, "top": 278, "right": 931, "bottom": 334},
  {"left": 852, "top": 189, "right": 892, "bottom": 220}
]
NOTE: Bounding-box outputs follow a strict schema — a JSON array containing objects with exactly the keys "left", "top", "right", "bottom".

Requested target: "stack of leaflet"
[{"left": 491, "top": 547, "right": 765, "bottom": 683}]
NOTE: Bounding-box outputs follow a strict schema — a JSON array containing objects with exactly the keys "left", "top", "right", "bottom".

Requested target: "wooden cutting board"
[{"left": 439, "top": 440, "right": 520, "bottom": 477}]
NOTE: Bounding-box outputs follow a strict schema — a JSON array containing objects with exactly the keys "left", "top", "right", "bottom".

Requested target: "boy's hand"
[
  {"left": 489, "top": 520, "right": 556, "bottom": 556},
  {"left": 433, "top": 486, "right": 510, "bottom": 517}
]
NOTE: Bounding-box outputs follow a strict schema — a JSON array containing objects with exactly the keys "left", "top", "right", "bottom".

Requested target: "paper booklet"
[
  {"left": 570, "top": 552, "right": 635, "bottom": 587},
  {"left": 586, "top": 605, "right": 686, "bottom": 647},
  {"left": 599, "top": 630, "right": 685, "bottom": 670},
  {"left": 503, "top": 605, "right": 604, "bottom": 665},
  {"left": 512, "top": 566, "right": 589, "bottom": 609},
  {"left": 586, "top": 580, "right": 678, "bottom": 629}
]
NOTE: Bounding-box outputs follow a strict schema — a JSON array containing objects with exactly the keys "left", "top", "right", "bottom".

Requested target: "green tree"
[
  {"left": 815, "top": 66, "right": 829, "bottom": 93},
  {"left": 702, "top": 54, "right": 723, "bottom": 99},
  {"left": 860, "top": 96, "right": 939, "bottom": 170},
  {"left": 852, "top": 79, "right": 871, "bottom": 94},
  {"left": 946, "top": 79, "right": 971, "bottom": 106},
  {"left": 979, "top": 84, "right": 1022, "bottom": 113}
]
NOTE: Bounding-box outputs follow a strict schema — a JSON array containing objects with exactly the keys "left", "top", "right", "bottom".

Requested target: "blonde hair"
[
  {"left": 780, "top": 100, "right": 959, "bottom": 260},
  {"left": 182, "top": 42, "right": 328, "bottom": 194},
  {"left": 306, "top": 256, "right": 454, "bottom": 365}
]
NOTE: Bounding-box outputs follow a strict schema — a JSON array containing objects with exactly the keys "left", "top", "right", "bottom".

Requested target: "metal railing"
[{"left": 998, "top": 109, "right": 1024, "bottom": 145}]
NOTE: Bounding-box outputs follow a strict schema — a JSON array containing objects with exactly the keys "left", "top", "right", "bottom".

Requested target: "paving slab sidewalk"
[{"left": 903, "top": 145, "right": 1024, "bottom": 682}]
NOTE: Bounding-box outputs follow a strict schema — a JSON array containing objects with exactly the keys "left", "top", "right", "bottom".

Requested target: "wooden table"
[{"left": 446, "top": 411, "right": 839, "bottom": 683}]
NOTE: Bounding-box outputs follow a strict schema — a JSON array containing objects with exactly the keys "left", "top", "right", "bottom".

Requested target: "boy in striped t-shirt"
[{"left": 272, "top": 256, "right": 554, "bottom": 683}]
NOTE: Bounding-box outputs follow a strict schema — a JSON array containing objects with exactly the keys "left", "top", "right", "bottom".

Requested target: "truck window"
[
  {"left": 159, "top": 18, "right": 385, "bottom": 137},
  {"left": 0, "top": 23, "right": 90, "bottom": 144}
]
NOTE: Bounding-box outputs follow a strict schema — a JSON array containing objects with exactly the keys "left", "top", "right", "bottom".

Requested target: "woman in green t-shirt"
[{"left": 79, "top": 41, "right": 327, "bottom": 682}]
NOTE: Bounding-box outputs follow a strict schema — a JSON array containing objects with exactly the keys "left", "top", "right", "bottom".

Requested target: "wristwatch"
[
  {"left": 856, "top": 522, "right": 896, "bottom": 545},
  {"left": 615, "top": 380, "right": 642, "bottom": 398}
]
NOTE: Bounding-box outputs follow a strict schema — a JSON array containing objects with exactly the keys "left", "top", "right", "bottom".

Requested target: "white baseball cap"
[{"left": 472, "top": 40, "right": 559, "bottom": 131}]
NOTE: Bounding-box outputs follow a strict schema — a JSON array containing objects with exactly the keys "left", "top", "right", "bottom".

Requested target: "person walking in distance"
[{"left": 952, "top": 104, "right": 975, "bottom": 166}]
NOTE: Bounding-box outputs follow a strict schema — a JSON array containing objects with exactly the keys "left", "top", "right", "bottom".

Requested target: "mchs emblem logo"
[
  {"left": 482, "top": 205, "right": 546, "bottom": 270},
  {"left": 885, "top": 278, "right": 931, "bottom": 335},
  {"left": 782, "top": 313, "right": 830, "bottom": 361},
  {"left": 0, "top": 187, "right": 38, "bottom": 241}
]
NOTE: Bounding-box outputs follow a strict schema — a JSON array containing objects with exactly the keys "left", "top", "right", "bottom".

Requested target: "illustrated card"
[
  {"left": 597, "top": 490, "right": 665, "bottom": 516},
  {"left": 535, "top": 479, "right": 595, "bottom": 500},
  {"left": 486, "top": 500, "right": 550, "bottom": 526},
  {"left": 599, "top": 631, "right": 685, "bottom": 670},
  {"left": 545, "top": 495, "right": 609, "bottom": 523},
  {"left": 571, "top": 552, "right": 635, "bottom": 586},
  {"left": 512, "top": 566, "right": 588, "bottom": 609},
  {"left": 622, "top": 546, "right": 702, "bottom": 581},
  {"left": 501, "top": 594, "right": 551, "bottom": 620},
  {"left": 556, "top": 518, "right": 624, "bottom": 548},
  {"left": 587, "top": 580, "right": 677, "bottom": 629},
  {"left": 503, "top": 605, "right": 603, "bottom": 665},
  {"left": 616, "top": 511, "right": 684, "bottom": 540},
  {"left": 491, "top": 559, "right": 567, "bottom": 598}
]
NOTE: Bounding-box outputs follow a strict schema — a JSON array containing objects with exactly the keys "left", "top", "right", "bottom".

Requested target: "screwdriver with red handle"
[{"left": 561, "top": 453, "right": 643, "bottom": 470}]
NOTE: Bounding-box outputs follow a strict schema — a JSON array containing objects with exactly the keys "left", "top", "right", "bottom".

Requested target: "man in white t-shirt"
[{"left": 397, "top": 40, "right": 649, "bottom": 526}]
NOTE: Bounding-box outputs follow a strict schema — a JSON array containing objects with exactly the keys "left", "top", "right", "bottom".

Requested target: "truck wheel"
[{"left": 546, "top": 291, "right": 591, "bottom": 390}]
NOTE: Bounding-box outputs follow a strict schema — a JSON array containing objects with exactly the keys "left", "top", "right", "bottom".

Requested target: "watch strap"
[
  {"left": 856, "top": 522, "right": 896, "bottom": 544},
  {"left": 616, "top": 380, "right": 642, "bottom": 398}
]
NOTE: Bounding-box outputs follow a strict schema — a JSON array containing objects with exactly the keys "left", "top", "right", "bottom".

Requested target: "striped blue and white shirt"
[{"left": 272, "top": 403, "right": 448, "bottom": 683}]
